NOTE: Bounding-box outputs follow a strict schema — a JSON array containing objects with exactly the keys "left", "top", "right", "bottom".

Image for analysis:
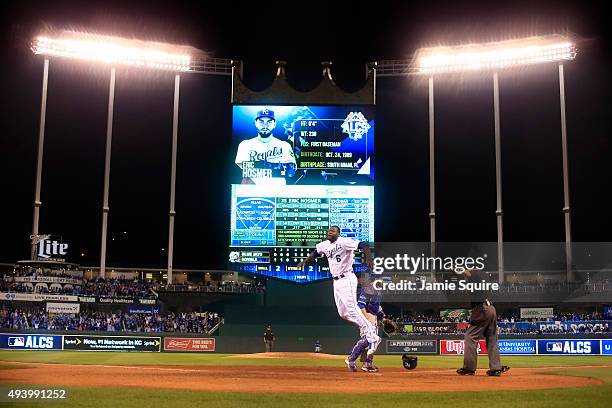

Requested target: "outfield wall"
[{"left": 1, "top": 330, "right": 610, "bottom": 355}]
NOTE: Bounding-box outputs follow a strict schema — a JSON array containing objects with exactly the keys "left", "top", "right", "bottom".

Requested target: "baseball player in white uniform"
[
  {"left": 298, "top": 226, "right": 380, "bottom": 371},
  {"left": 235, "top": 108, "right": 296, "bottom": 185}
]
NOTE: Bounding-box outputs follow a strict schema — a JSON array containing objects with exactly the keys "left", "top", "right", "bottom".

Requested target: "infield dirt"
[{"left": 1, "top": 361, "right": 605, "bottom": 393}]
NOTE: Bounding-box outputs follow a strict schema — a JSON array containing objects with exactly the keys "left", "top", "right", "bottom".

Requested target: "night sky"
[{"left": 1, "top": 1, "right": 610, "bottom": 270}]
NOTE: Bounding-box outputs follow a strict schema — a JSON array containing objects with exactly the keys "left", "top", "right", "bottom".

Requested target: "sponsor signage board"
[
  {"left": 0, "top": 333, "right": 63, "bottom": 350},
  {"left": 386, "top": 339, "right": 437, "bottom": 354},
  {"left": 63, "top": 335, "right": 161, "bottom": 352},
  {"left": 440, "top": 339, "right": 488, "bottom": 355},
  {"left": 46, "top": 302, "right": 80, "bottom": 314},
  {"left": 163, "top": 337, "right": 216, "bottom": 352},
  {"left": 520, "top": 307, "right": 554, "bottom": 319},
  {"left": 537, "top": 339, "right": 601, "bottom": 355},
  {"left": 498, "top": 339, "right": 537, "bottom": 355}
]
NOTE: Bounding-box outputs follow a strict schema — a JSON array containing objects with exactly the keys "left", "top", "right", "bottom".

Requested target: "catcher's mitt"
[{"left": 382, "top": 318, "right": 398, "bottom": 334}]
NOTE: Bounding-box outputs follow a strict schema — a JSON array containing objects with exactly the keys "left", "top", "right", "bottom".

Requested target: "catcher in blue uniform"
[{"left": 347, "top": 276, "right": 397, "bottom": 372}]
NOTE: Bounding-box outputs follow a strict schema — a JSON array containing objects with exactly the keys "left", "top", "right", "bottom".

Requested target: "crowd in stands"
[
  {"left": 155, "top": 280, "right": 265, "bottom": 293},
  {"left": 1, "top": 275, "right": 265, "bottom": 297},
  {"left": 385, "top": 311, "right": 610, "bottom": 336},
  {"left": 80, "top": 278, "right": 155, "bottom": 298},
  {"left": 0, "top": 307, "right": 221, "bottom": 334},
  {"left": 0, "top": 277, "right": 156, "bottom": 298},
  {"left": 544, "top": 311, "right": 605, "bottom": 321}
]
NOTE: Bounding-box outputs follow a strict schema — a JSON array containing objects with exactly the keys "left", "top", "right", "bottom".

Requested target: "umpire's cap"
[
  {"left": 402, "top": 354, "right": 418, "bottom": 370},
  {"left": 256, "top": 108, "right": 275, "bottom": 120}
]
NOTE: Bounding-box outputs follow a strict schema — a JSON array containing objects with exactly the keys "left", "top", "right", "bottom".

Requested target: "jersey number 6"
[{"left": 335, "top": 255, "right": 341, "bottom": 262}]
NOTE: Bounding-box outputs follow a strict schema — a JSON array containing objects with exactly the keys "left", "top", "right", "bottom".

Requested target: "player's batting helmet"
[{"left": 402, "top": 354, "right": 418, "bottom": 370}]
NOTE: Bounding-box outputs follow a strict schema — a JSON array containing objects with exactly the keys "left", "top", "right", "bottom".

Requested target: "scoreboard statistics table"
[{"left": 228, "top": 105, "right": 375, "bottom": 282}]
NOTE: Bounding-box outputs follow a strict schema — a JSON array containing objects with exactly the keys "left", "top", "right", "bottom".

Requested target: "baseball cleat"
[
  {"left": 456, "top": 368, "right": 475, "bottom": 376},
  {"left": 345, "top": 358, "right": 358, "bottom": 372},
  {"left": 361, "top": 363, "right": 379, "bottom": 373},
  {"left": 501, "top": 365, "right": 510, "bottom": 373},
  {"left": 486, "top": 369, "right": 502, "bottom": 376}
]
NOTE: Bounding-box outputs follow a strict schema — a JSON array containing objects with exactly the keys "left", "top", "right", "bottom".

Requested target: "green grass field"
[{"left": 0, "top": 352, "right": 611, "bottom": 408}]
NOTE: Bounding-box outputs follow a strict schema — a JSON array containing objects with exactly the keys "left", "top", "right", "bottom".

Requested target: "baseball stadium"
[{"left": 1, "top": 2, "right": 611, "bottom": 407}]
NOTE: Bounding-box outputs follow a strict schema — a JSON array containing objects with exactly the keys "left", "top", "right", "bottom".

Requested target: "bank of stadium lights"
[
  {"left": 31, "top": 32, "right": 193, "bottom": 71},
  {"left": 408, "top": 34, "right": 578, "bottom": 284},
  {"left": 29, "top": 30, "right": 202, "bottom": 282},
  {"left": 416, "top": 36, "right": 577, "bottom": 74}
]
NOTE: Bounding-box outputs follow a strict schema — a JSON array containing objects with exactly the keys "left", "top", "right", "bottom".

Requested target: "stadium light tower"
[
  {"left": 31, "top": 30, "right": 198, "bottom": 282},
  {"left": 414, "top": 35, "right": 577, "bottom": 283}
]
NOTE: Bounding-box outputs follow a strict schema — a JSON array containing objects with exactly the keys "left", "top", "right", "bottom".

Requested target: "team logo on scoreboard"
[
  {"left": 228, "top": 251, "right": 240, "bottom": 263},
  {"left": 341, "top": 112, "right": 371, "bottom": 141}
]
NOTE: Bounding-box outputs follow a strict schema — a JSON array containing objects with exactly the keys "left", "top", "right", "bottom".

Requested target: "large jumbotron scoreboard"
[{"left": 228, "top": 105, "right": 375, "bottom": 282}]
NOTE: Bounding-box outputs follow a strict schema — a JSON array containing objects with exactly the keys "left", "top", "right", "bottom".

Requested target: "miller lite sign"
[{"left": 33, "top": 235, "right": 68, "bottom": 260}]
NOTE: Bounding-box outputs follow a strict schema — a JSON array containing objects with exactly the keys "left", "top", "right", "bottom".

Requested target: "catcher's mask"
[{"left": 402, "top": 354, "right": 418, "bottom": 370}]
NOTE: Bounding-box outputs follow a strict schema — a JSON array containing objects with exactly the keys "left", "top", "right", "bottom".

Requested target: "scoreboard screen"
[
  {"left": 232, "top": 105, "right": 374, "bottom": 186},
  {"left": 229, "top": 105, "right": 375, "bottom": 282}
]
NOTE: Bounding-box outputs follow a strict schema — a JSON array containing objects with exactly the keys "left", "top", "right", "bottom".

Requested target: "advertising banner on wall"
[
  {"left": 63, "top": 335, "right": 161, "bottom": 352},
  {"left": 0, "top": 292, "right": 78, "bottom": 302},
  {"left": 498, "top": 339, "right": 537, "bottom": 354},
  {"left": 46, "top": 302, "right": 80, "bottom": 314},
  {"left": 520, "top": 307, "right": 554, "bottom": 319},
  {"left": 440, "top": 309, "right": 471, "bottom": 320},
  {"left": 537, "top": 339, "right": 601, "bottom": 355},
  {"left": 128, "top": 305, "right": 161, "bottom": 315},
  {"left": 97, "top": 297, "right": 157, "bottom": 305},
  {"left": 13, "top": 276, "right": 82, "bottom": 285},
  {"left": 536, "top": 321, "right": 609, "bottom": 333},
  {"left": 440, "top": 339, "right": 488, "bottom": 355},
  {"left": 1, "top": 292, "right": 155, "bottom": 305},
  {"left": 602, "top": 340, "right": 612, "bottom": 355},
  {"left": 386, "top": 339, "right": 437, "bottom": 354},
  {"left": 0, "top": 333, "right": 63, "bottom": 350},
  {"left": 410, "top": 323, "right": 456, "bottom": 334},
  {"left": 163, "top": 337, "right": 216, "bottom": 352}
]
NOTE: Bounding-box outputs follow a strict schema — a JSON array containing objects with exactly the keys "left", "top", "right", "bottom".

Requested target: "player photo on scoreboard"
[{"left": 232, "top": 105, "right": 375, "bottom": 186}]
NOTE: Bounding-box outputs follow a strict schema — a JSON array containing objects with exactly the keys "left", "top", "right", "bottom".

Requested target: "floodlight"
[
  {"left": 416, "top": 35, "right": 577, "bottom": 74},
  {"left": 32, "top": 31, "right": 194, "bottom": 72}
]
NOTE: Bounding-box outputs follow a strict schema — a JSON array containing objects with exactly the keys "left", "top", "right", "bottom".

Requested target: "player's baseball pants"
[
  {"left": 462, "top": 304, "right": 502, "bottom": 371},
  {"left": 333, "top": 273, "right": 380, "bottom": 346}
]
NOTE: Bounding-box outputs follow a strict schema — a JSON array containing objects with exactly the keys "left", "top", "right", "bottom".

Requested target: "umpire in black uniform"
[
  {"left": 456, "top": 268, "right": 510, "bottom": 376},
  {"left": 263, "top": 325, "right": 276, "bottom": 352}
]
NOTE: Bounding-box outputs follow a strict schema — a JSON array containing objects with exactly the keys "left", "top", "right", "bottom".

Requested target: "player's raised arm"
[{"left": 297, "top": 250, "right": 319, "bottom": 268}]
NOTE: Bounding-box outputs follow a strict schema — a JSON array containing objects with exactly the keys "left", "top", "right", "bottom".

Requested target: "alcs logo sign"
[{"left": 8, "top": 336, "right": 56, "bottom": 349}]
